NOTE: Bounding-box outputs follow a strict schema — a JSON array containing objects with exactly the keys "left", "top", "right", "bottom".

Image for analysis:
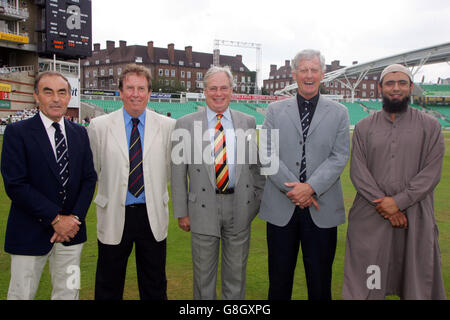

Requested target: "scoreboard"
[{"left": 37, "top": 0, "right": 92, "bottom": 58}]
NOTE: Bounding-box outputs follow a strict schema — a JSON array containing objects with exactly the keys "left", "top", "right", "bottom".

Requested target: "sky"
[{"left": 91, "top": 0, "right": 450, "bottom": 87}]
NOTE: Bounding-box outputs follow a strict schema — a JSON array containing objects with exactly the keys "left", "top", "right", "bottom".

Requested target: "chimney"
[
  {"left": 106, "top": 40, "right": 115, "bottom": 52},
  {"left": 331, "top": 60, "right": 340, "bottom": 70},
  {"left": 147, "top": 41, "right": 154, "bottom": 62},
  {"left": 285, "top": 60, "right": 290, "bottom": 67},
  {"left": 119, "top": 40, "right": 127, "bottom": 50},
  {"left": 93, "top": 43, "right": 100, "bottom": 51},
  {"left": 270, "top": 64, "right": 277, "bottom": 75},
  {"left": 185, "top": 46, "right": 193, "bottom": 65},
  {"left": 168, "top": 43, "right": 175, "bottom": 64},
  {"left": 236, "top": 55, "right": 242, "bottom": 63}
]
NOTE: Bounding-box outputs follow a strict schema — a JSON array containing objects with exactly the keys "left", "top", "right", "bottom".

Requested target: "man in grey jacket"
[
  {"left": 171, "top": 66, "right": 265, "bottom": 300},
  {"left": 259, "top": 49, "right": 350, "bottom": 300}
]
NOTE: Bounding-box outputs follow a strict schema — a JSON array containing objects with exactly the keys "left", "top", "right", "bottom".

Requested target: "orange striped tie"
[{"left": 214, "top": 114, "right": 229, "bottom": 192}]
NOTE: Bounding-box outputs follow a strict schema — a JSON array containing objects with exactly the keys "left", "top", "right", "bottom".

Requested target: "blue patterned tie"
[
  {"left": 299, "top": 101, "right": 310, "bottom": 183},
  {"left": 52, "top": 122, "right": 69, "bottom": 203},
  {"left": 128, "top": 118, "right": 144, "bottom": 197}
]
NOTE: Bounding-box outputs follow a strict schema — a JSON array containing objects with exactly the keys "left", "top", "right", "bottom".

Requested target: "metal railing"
[
  {"left": 0, "top": 1, "right": 29, "bottom": 19},
  {"left": 0, "top": 65, "right": 34, "bottom": 74}
]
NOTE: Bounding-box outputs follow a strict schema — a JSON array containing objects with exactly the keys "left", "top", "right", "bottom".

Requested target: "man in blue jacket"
[{"left": 1, "top": 71, "right": 97, "bottom": 299}]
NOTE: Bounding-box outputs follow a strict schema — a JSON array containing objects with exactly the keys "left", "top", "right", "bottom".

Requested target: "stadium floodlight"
[{"left": 214, "top": 39, "right": 262, "bottom": 94}]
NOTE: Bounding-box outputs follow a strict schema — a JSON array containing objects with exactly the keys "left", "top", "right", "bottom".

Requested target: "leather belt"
[
  {"left": 216, "top": 188, "right": 234, "bottom": 195},
  {"left": 126, "top": 203, "right": 146, "bottom": 209}
]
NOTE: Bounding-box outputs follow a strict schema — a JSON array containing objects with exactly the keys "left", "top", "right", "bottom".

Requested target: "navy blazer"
[{"left": 1, "top": 113, "right": 97, "bottom": 255}]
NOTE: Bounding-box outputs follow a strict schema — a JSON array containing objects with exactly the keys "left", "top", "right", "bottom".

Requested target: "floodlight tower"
[{"left": 213, "top": 39, "right": 262, "bottom": 94}]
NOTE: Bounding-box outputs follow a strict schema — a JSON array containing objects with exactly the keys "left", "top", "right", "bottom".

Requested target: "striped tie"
[
  {"left": 214, "top": 114, "right": 229, "bottom": 192},
  {"left": 52, "top": 122, "right": 69, "bottom": 202},
  {"left": 128, "top": 118, "right": 144, "bottom": 197},
  {"left": 299, "top": 101, "right": 310, "bottom": 183}
]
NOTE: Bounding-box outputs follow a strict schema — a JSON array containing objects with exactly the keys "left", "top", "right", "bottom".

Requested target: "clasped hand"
[
  {"left": 50, "top": 215, "right": 81, "bottom": 243},
  {"left": 373, "top": 197, "right": 408, "bottom": 229},
  {"left": 285, "top": 182, "right": 320, "bottom": 210}
]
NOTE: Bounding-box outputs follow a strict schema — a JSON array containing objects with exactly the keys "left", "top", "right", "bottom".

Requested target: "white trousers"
[{"left": 7, "top": 243, "right": 83, "bottom": 300}]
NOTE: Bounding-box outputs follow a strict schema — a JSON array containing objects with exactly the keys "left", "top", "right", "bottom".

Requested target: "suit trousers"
[
  {"left": 95, "top": 204, "right": 167, "bottom": 300},
  {"left": 191, "top": 193, "right": 251, "bottom": 300},
  {"left": 267, "top": 207, "right": 337, "bottom": 300},
  {"left": 7, "top": 243, "right": 83, "bottom": 300}
]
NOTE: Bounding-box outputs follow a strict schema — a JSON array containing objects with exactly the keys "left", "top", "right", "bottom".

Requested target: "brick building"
[
  {"left": 81, "top": 41, "right": 256, "bottom": 93},
  {"left": 263, "top": 59, "right": 381, "bottom": 99}
]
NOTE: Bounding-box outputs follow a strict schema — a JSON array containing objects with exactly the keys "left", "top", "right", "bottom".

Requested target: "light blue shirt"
[
  {"left": 206, "top": 106, "right": 235, "bottom": 188},
  {"left": 123, "top": 108, "right": 146, "bottom": 205}
]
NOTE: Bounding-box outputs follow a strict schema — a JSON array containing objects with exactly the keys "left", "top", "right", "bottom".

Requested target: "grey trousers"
[{"left": 191, "top": 194, "right": 251, "bottom": 300}]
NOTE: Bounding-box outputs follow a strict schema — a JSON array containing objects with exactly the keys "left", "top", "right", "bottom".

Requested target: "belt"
[
  {"left": 126, "top": 203, "right": 146, "bottom": 209},
  {"left": 216, "top": 188, "right": 234, "bottom": 195}
]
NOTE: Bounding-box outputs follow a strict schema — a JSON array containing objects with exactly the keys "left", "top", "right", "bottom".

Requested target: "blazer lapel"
[
  {"left": 30, "top": 114, "right": 60, "bottom": 182},
  {"left": 230, "top": 109, "right": 243, "bottom": 185},
  {"left": 109, "top": 109, "right": 129, "bottom": 161},
  {"left": 284, "top": 98, "right": 303, "bottom": 137},
  {"left": 143, "top": 110, "right": 160, "bottom": 160},
  {"left": 308, "top": 96, "right": 329, "bottom": 137},
  {"left": 64, "top": 120, "right": 78, "bottom": 186},
  {"left": 194, "top": 111, "right": 215, "bottom": 188}
]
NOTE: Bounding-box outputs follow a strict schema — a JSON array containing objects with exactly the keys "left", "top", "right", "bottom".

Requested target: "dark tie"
[
  {"left": 128, "top": 118, "right": 144, "bottom": 197},
  {"left": 52, "top": 122, "right": 69, "bottom": 202},
  {"left": 299, "top": 101, "right": 310, "bottom": 183},
  {"left": 214, "top": 114, "right": 229, "bottom": 192}
]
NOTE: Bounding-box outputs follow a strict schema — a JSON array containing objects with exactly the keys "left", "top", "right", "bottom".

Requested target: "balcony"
[
  {"left": 0, "top": 28, "right": 28, "bottom": 44},
  {"left": 0, "top": 1, "right": 29, "bottom": 20}
]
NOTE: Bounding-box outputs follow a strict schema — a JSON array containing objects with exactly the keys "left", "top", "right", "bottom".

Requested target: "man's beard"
[{"left": 382, "top": 95, "right": 409, "bottom": 113}]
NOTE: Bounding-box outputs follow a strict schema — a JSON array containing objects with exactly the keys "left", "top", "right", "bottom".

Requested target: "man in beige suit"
[{"left": 88, "top": 64, "right": 175, "bottom": 300}]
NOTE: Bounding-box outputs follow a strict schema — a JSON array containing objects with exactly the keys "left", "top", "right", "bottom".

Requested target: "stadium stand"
[{"left": 341, "top": 102, "right": 370, "bottom": 125}]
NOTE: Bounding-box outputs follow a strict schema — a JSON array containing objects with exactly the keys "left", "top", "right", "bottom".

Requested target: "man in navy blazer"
[{"left": 1, "top": 71, "right": 97, "bottom": 299}]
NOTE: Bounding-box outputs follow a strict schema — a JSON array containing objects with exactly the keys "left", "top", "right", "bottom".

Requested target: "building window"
[
  {"left": 179, "top": 61, "right": 184, "bottom": 66},
  {"left": 197, "top": 72, "right": 203, "bottom": 80},
  {"left": 93, "top": 70, "right": 97, "bottom": 77},
  {"left": 181, "top": 81, "right": 185, "bottom": 87},
  {"left": 370, "top": 83, "right": 375, "bottom": 90},
  {"left": 362, "top": 83, "right": 367, "bottom": 89},
  {"left": 106, "top": 59, "right": 110, "bottom": 64},
  {"left": 100, "top": 69, "right": 105, "bottom": 76},
  {"left": 187, "top": 72, "right": 191, "bottom": 79},
  {"left": 195, "top": 62, "right": 200, "bottom": 67},
  {"left": 95, "top": 60, "right": 99, "bottom": 65},
  {"left": 165, "top": 69, "right": 169, "bottom": 77},
  {"left": 187, "top": 82, "right": 191, "bottom": 89},
  {"left": 181, "top": 71, "right": 185, "bottom": 78},
  {"left": 171, "top": 69, "right": 176, "bottom": 77},
  {"left": 85, "top": 71, "right": 89, "bottom": 78},
  {"left": 109, "top": 68, "right": 113, "bottom": 76},
  {"left": 159, "top": 69, "right": 163, "bottom": 76},
  {"left": 117, "top": 67, "right": 122, "bottom": 75},
  {"left": 101, "top": 80, "right": 105, "bottom": 87}
]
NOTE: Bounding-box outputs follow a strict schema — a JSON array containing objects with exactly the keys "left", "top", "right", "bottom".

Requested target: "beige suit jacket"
[{"left": 88, "top": 108, "right": 175, "bottom": 244}]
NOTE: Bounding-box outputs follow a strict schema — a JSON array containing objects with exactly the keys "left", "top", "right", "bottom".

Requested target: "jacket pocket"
[
  {"left": 163, "top": 191, "right": 170, "bottom": 206},
  {"left": 188, "top": 192, "right": 196, "bottom": 202},
  {"left": 94, "top": 194, "right": 108, "bottom": 208}
]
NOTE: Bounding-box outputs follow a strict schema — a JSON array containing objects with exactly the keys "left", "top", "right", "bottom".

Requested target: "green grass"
[{"left": 0, "top": 132, "right": 449, "bottom": 300}]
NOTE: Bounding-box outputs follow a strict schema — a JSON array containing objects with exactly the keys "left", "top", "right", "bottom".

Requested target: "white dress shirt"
[{"left": 39, "top": 112, "right": 67, "bottom": 160}]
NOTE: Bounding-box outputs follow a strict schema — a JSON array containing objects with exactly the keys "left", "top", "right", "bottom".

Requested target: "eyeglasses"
[{"left": 383, "top": 80, "right": 410, "bottom": 88}]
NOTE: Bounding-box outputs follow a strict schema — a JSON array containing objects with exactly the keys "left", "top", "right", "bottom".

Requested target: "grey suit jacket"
[
  {"left": 171, "top": 108, "right": 266, "bottom": 237},
  {"left": 259, "top": 95, "right": 350, "bottom": 228}
]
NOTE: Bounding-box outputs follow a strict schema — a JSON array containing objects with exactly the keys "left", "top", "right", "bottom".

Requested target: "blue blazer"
[{"left": 1, "top": 113, "right": 97, "bottom": 255}]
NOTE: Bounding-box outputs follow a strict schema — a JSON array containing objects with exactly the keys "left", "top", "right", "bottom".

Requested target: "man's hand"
[
  {"left": 387, "top": 211, "right": 408, "bottom": 229},
  {"left": 285, "top": 182, "right": 320, "bottom": 210},
  {"left": 178, "top": 216, "right": 191, "bottom": 232},
  {"left": 373, "top": 197, "right": 400, "bottom": 217},
  {"left": 51, "top": 215, "right": 81, "bottom": 243}
]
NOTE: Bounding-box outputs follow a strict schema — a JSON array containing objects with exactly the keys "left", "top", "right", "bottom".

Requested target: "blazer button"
[
  {"left": 299, "top": 141, "right": 303, "bottom": 145},
  {"left": 201, "top": 204, "right": 205, "bottom": 208},
  {"left": 296, "top": 162, "right": 300, "bottom": 166},
  {"left": 246, "top": 184, "right": 249, "bottom": 188},
  {"left": 202, "top": 188, "right": 206, "bottom": 191},
  {"left": 197, "top": 169, "right": 200, "bottom": 172}
]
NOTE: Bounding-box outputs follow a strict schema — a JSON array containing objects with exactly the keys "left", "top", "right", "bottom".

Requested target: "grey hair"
[
  {"left": 292, "top": 49, "right": 326, "bottom": 73},
  {"left": 34, "top": 71, "right": 71, "bottom": 94},
  {"left": 203, "top": 65, "right": 235, "bottom": 89}
]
